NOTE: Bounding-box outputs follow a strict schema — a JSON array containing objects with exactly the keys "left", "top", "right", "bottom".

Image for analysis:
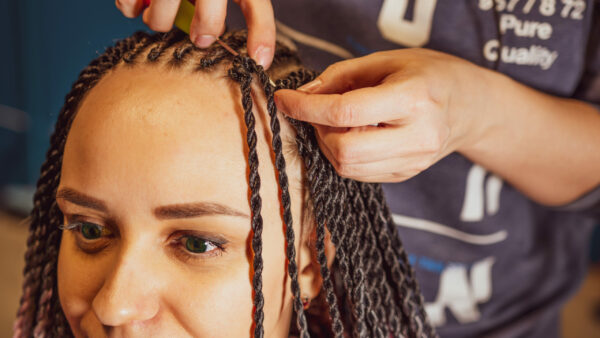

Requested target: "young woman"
[{"left": 14, "top": 30, "right": 435, "bottom": 337}]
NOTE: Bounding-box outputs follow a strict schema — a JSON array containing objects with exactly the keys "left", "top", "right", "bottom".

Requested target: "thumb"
[{"left": 297, "top": 52, "right": 399, "bottom": 94}]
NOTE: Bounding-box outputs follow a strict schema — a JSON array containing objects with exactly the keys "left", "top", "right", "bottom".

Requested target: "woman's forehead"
[{"left": 60, "top": 64, "right": 276, "bottom": 213}]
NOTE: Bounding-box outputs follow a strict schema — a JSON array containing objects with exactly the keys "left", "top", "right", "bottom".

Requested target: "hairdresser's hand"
[
  {"left": 274, "top": 49, "right": 489, "bottom": 183},
  {"left": 115, "top": 0, "right": 276, "bottom": 68}
]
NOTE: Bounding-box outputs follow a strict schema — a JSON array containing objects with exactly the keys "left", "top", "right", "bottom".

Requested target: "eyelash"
[
  {"left": 59, "top": 220, "right": 225, "bottom": 261},
  {"left": 169, "top": 232, "right": 225, "bottom": 262},
  {"left": 59, "top": 221, "right": 114, "bottom": 253}
]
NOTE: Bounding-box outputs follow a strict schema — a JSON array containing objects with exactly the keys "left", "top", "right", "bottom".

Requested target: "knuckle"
[
  {"left": 195, "top": 19, "right": 223, "bottom": 35},
  {"left": 331, "top": 142, "right": 355, "bottom": 165},
  {"left": 326, "top": 62, "right": 344, "bottom": 76},
  {"left": 420, "top": 129, "right": 444, "bottom": 154},
  {"left": 390, "top": 171, "right": 410, "bottom": 182},
  {"left": 335, "top": 163, "right": 355, "bottom": 178},
  {"left": 324, "top": 61, "right": 355, "bottom": 91},
  {"left": 146, "top": 20, "right": 171, "bottom": 32},
  {"left": 410, "top": 79, "right": 445, "bottom": 114},
  {"left": 413, "top": 158, "right": 432, "bottom": 173},
  {"left": 329, "top": 96, "right": 356, "bottom": 126}
]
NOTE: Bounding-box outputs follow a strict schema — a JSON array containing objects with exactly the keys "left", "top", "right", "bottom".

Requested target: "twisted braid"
[
  {"left": 376, "top": 185, "right": 436, "bottom": 337},
  {"left": 252, "top": 62, "right": 310, "bottom": 336},
  {"left": 289, "top": 108, "right": 437, "bottom": 337},
  {"left": 228, "top": 56, "right": 266, "bottom": 338},
  {"left": 343, "top": 180, "right": 368, "bottom": 337},
  {"left": 289, "top": 119, "right": 346, "bottom": 337},
  {"left": 15, "top": 29, "right": 436, "bottom": 338}
]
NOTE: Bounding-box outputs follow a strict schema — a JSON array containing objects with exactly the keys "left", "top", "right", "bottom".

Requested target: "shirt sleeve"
[{"left": 573, "top": 0, "right": 600, "bottom": 104}]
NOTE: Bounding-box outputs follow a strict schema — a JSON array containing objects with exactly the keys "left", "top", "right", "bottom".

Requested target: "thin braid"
[
  {"left": 347, "top": 183, "right": 386, "bottom": 336},
  {"left": 370, "top": 184, "right": 435, "bottom": 337},
  {"left": 324, "top": 175, "right": 357, "bottom": 334},
  {"left": 376, "top": 186, "right": 437, "bottom": 337},
  {"left": 314, "top": 170, "right": 358, "bottom": 336},
  {"left": 343, "top": 179, "right": 369, "bottom": 337},
  {"left": 360, "top": 183, "right": 405, "bottom": 335},
  {"left": 32, "top": 206, "right": 61, "bottom": 338},
  {"left": 122, "top": 32, "right": 160, "bottom": 64},
  {"left": 290, "top": 121, "right": 346, "bottom": 337},
  {"left": 253, "top": 63, "right": 310, "bottom": 337},
  {"left": 228, "top": 56, "right": 265, "bottom": 338},
  {"left": 147, "top": 30, "right": 187, "bottom": 62}
]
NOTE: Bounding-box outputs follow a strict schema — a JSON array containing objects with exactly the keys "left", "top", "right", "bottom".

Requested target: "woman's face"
[{"left": 56, "top": 64, "right": 318, "bottom": 337}]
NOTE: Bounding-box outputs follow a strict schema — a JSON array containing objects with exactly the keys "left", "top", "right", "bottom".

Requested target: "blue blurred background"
[{"left": 0, "top": 1, "right": 148, "bottom": 212}]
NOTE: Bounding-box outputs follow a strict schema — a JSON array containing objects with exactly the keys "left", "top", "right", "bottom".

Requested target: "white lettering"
[
  {"left": 460, "top": 164, "right": 504, "bottom": 222},
  {"left": 483, "top": 39, "right": 499, "bottom": 62},
  {"left": 483, "top": 39, "right": 559, "bottom": 70},
  {"left": 425, "top": 257, "right": 496, "bottom": 326},
  {"left": 499, "top": 14, "right": 553, "bottom": 40},
  {"left": 377, "top": 0, "right": 438, "bottom": 47}
]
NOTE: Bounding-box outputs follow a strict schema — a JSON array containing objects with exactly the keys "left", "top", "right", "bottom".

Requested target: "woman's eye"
[
  {"left": 60, "top": 222, "right": 112, "bottom": 240},
  {"left": 183, "top": 236, "right": 218, "bottom": 254},
  {"left": 80, "top": 223, "right": 104, "bottom": 240}
]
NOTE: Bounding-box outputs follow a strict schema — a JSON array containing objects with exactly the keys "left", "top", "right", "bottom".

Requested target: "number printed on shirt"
[
  {"left": 479, "top": 0, "right": 535, "bottom": 12},
  {"left": 479, "top": 0, "right": 585, "bottom": 18},
  {"left": 560, "top": 0, "right": 586, "bottom": 19},
  {"left": 539, "top": 0, "right": 556, "bottom": 16}
]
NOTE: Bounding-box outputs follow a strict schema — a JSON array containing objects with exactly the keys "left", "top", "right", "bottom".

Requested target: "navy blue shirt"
[{"left": 228, "top": 1, "right": 600, "bottom": 336}]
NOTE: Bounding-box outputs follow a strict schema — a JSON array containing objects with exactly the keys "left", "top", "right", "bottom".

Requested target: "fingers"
[
  {"left": 189, "top": 0, "right": 228, "bottom": 48},
  {"left": 237, "top": 0, "right": 276, "bottom": 69},
  {"left": 116, "top": 0, "right": 145, "bottom": 18},
  {"left": 298, "top": 51, "right": 402, "bottom": 94},
  {"left": 120, "top": 0, "right": 275, "bottom": 64},
  {"left": 316, "top": 136, "right": 426, "bottom": 182},
  {"left": 313, "top": 123, "right": 436, "bottom": 164},
  {"left": 275, "top": 83, "right": 412, "bottom": 127},
  {"left": 142, "top": 0, "right": 181, "bottom": 32},
  {"left": 312, "top": 123, "right": 445, "bottom": 182}
]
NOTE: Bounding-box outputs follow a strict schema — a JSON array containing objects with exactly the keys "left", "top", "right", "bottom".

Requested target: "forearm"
[{"left": 459, "top": 69, "right": 600, "bottom": 206}]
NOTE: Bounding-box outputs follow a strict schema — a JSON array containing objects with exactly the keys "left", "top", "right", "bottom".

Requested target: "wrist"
[{"left": 453, "top": 64, "right": 510, "bottom": 158}]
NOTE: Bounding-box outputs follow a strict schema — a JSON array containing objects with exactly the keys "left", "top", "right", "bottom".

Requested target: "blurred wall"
[{"left": 0, "top": 0, "right": 146, "bottom": 185}]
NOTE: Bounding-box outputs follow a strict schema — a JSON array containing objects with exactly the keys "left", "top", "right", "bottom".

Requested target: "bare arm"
[
  {"left": 274, "top": 49, "right": 600, "bottom": 206},
  {"left": 461, "top": 69, "right": 600, "bottom": 206}
]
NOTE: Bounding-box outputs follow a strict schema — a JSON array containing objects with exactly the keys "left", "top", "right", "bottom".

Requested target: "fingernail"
[
  {"left": 194, "top": 35, "right": 216, "bottom": 48},
  {"left": 252, "top": 46, "right": 272, "bottom": 68},
  {"left": 298, "top": 79, "right": 322, "bottom": 93}
]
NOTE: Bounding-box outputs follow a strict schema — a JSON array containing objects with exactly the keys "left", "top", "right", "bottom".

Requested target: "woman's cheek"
[
  {"left": 167, "top": 256, "right": 255, "bottom": 336},
  {"left": 57, "top": 232, "right": 113, "bottom": 335}
]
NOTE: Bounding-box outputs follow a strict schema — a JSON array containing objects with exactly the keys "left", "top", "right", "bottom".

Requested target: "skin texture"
[
  {"left": 116, "top": 0, "right": 276, "bottom": 68},
  {"left": 274, "top": 49, "right": 600, "bottom": 206},
  {"left": 56, "top": 64, "right": 323, "bottom": 337}
]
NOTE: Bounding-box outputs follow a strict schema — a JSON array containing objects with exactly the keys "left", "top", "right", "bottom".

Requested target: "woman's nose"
[{"left": 91, "top": 247, "right": 160, "bottom": 327}]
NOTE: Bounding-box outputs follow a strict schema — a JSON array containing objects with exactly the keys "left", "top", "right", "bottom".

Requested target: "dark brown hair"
[{"left": 14, "top": 29, "right": 436, "bottom": 338}]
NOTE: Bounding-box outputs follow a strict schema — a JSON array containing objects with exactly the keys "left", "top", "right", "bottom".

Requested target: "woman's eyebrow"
[
  {"left": 154, "top": 202, "right": 250, "bottom": 220},
  {"left": 56, "top": 188, "right": 248, "bottom": 219},
  {"left": 56, "top": 188, "right": 107, "bottom": 212}
]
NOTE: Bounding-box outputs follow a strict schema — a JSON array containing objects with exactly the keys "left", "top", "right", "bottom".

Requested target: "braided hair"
[{"left": 14, "top": 29, "right": 437, "bottom": 338}]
